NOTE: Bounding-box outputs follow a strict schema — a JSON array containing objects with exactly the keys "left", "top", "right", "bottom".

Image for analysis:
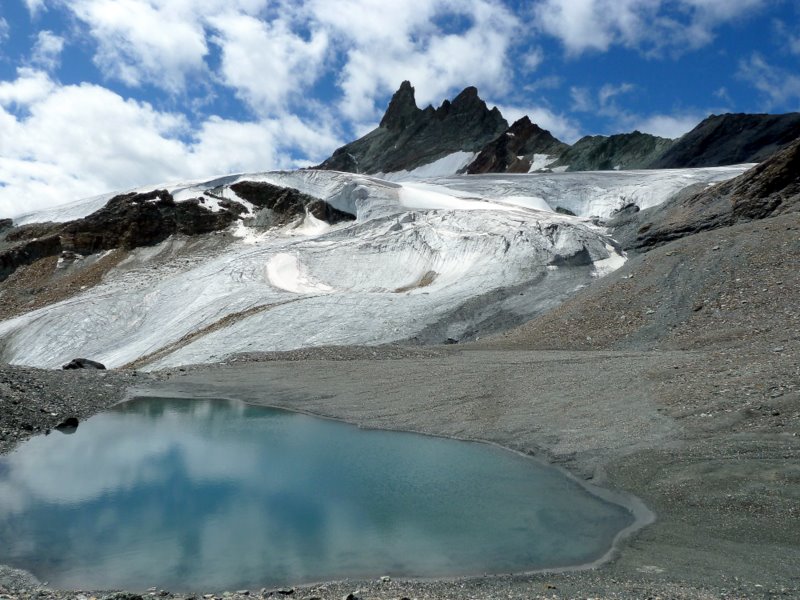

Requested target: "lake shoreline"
[{"left": 2, "top": 343, "right": 797, "bottom": 599}]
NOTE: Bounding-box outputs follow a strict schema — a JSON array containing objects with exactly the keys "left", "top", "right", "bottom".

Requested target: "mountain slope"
[
  {"left": 650, "top": 112, "right": 800, "bottom": 168},
  {"left": 617, "top": 136, "right": 800, "bottom": 249},
  {"left": 550, "top": 131, "right": 674, "bottom": 172},
  {"left": 316, "top": 81, "right": 800, "bottom": 177},
  {"left": 316, "top": 81, "right": 508, "bottom": 174},
  {"left": 484, "top": 142, "right": 800, "bottom": 353}
]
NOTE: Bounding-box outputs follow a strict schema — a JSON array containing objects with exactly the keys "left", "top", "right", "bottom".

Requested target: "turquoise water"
[{"left": 0, "top": 397, "right": 633, "bottom": 591}]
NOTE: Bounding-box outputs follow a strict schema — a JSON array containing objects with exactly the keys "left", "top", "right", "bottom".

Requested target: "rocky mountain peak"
[
  {"left": 379, "top": 80, "right": 421, "bottom": 130},
  {"left": 317, "top": 82, "right": 508, "bottom": 174}
]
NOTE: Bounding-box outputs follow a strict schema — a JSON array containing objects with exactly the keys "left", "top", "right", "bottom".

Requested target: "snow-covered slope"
[{"left": 0, "top": 165, "right": 746, "bottom": 370}]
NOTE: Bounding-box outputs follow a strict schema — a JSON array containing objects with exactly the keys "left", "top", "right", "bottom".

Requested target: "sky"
[{"left": 0, "top": 0, "right": 799, "bottom": 217}]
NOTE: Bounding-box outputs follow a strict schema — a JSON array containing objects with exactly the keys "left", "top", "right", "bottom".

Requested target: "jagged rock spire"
[{"left": 380, "top": 81, "right": 421, "bottom": 130}]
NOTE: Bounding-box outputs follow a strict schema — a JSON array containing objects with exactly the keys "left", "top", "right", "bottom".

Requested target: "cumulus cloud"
[
  {"left": 0, "top": 70, "right": 343, "bottom": 217},
  {"left": 47, "top": 0, "right": 519, "bottom": 123},
  {"left": 533, "top": 0, "right": 766, "bottom": 55},
  {"left": 209, "top": 12, "right": 329, "bottom": 116},
  {"left": 31, "top": 30, "right": 66, "bottom": 71},
  {"left": 312, "top": 0, "right": 519, "bottom": 122},
  {"left": 0, "top": 68, "right": 57, "bottom": 106},
  {"left": 56, "top": 0, "right": 232, "bottom": 92}
]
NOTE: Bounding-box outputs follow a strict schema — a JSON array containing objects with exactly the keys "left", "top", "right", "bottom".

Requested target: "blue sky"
[{"left": 1, "top": 0, "right": 798, "bottom": 216}]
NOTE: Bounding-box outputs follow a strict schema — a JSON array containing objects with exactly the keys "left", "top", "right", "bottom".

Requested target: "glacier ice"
[{"left": 0, "top": 165, "right": 747, "bottom": 369}]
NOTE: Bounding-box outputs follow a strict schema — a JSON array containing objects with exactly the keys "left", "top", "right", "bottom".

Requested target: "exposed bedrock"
[
  {"left": 229, "top": 181, "right": 355, "bottom": 226},
  {"left": 0, "top": 183, "right": 334, "bottom": 282},
  {"left": 612, "top": 136, "right": 800, "bottom": 250}
]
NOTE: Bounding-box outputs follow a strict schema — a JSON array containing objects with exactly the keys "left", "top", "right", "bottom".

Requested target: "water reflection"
[{"left": 0, "top": 398, "right": 632, "bottom": 591}]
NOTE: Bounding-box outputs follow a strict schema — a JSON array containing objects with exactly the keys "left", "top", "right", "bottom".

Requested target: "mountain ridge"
[
  {"left": 316, "top": 81, "right": 508, "bottom": 174},
  {"left": 318, "top": 81, "right": 800, "bottom": 177}
]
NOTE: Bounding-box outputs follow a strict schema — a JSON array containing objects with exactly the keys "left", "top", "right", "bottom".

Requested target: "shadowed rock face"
[
  {"left": 550, "top": 131, "right": 674, "bottom": 172},
  {"left": 465, "top": 117, "right": 568, "bottom": 174},
  {"left": 613, "top": 137, "right": 800, "bottom": 250},
  {"left": 317, "top": 81, "right": 508, "bottom": 174},
  {"left": 650, "top": 112, "right": 800, "bottom": 169}
]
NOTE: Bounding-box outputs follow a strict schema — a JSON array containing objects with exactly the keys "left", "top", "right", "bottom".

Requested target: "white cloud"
[
  {"left": 31, "top": 31, "right": 66, "bottom": 71},
  {"left": 523, "top": 47, "right": 544, "bottom": 72},
  {"left": 533, "top": 0, "right": 767, "bottom": 55},
  {"left": 45, "top": 0, "right": 519, "bottom": 126},
  {"left": 737, "top": 53, "right": 800, "bottom": 109},
  {"left": 209, "top": 12, "right": 329, "bottom": 116},
  {"left": 633, "top": 112, "right": 703, "bottom": 138},
  {"left": 0, "top": 18, "right": 9, "bottom": 44},
  {"left": 312, "top": 0, "right": 519, "bottom": 122},
  {"left": 774, "top": 18, "right": 800, "bottom": 56},
  {"left": 0, "top": 68, "right": 57, "bottom": 107},
  {"left": 598, "top": 82, "right": 635, "bottom": 106},
  {"left": 0, "top": 70, "right": 343, "bottom": 218},
  {"left": 58, "top": 0, "right": 225, "bottom": 92}
]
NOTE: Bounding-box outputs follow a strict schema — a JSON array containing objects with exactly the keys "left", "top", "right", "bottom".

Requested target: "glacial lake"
[{"left": 0, "top": 397, "right": 634, "bottom": 591}]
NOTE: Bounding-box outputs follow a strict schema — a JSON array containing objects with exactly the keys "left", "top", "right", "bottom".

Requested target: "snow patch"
[
  {"left": 378, "top": 151, "right": 477, "bottom": 181},
  {"left": 266, "top": 253, "right": 334, "bottom": 294},
  {"left": 398, "top": 182, "right": 515, "bottom": 213},
  {"left": 593, "top": 244, "right": 627, "bottom": 277},
  {"left": 528, "top": 154, "right": 556, "bottom": 172}
]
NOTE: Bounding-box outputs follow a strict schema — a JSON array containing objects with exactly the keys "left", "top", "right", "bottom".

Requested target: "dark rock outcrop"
[
  {"left": 59, "top": 189, "right": 238, "bottom": 255},
  {"left": 650, "top": 112, "right": 800, "bottom": 168},
  {"left": 549, "top": 131, "right": 674, "bottom": 172},
  {"left": 621, "top": 136, "right": 800, "bottom": 250},
  {"left": 317, "top": 81, "right": 508, "bottom": 174},
  {"left": 0, "top": 183, "right": 334, "bottom": 282},
  {"left": 55, "top": 416, "right": 80, "bottom": 433},
  {"left": 230, "top": 181, "right": 355, "bottom": 227},
  {"left": 465, "top": 117, "right": 568, "bottom": 174},
  {"left": 62, "top": 358, "right": 107, "bottom": 370},
  {"left": 0, "top": 234, "right": 62, "bottom": 282}
]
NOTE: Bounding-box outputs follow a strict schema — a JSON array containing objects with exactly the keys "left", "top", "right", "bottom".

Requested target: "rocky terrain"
[
  {"left": 651, "top": 112, "right": 800, "bottom": 169},
  {"left": 0, "top": 182, "right": 349, "bottom": 286},
  {"left": 317, "top": 82, "right": 800, "bottom": 177},
  {"left": 316, "top": 81, "right": 508, "bottom": 173}
]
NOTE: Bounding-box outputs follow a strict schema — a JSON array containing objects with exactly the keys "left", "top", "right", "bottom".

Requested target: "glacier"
[{"left": 0, "top": 165, "right": 750, "bottom": 370}]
